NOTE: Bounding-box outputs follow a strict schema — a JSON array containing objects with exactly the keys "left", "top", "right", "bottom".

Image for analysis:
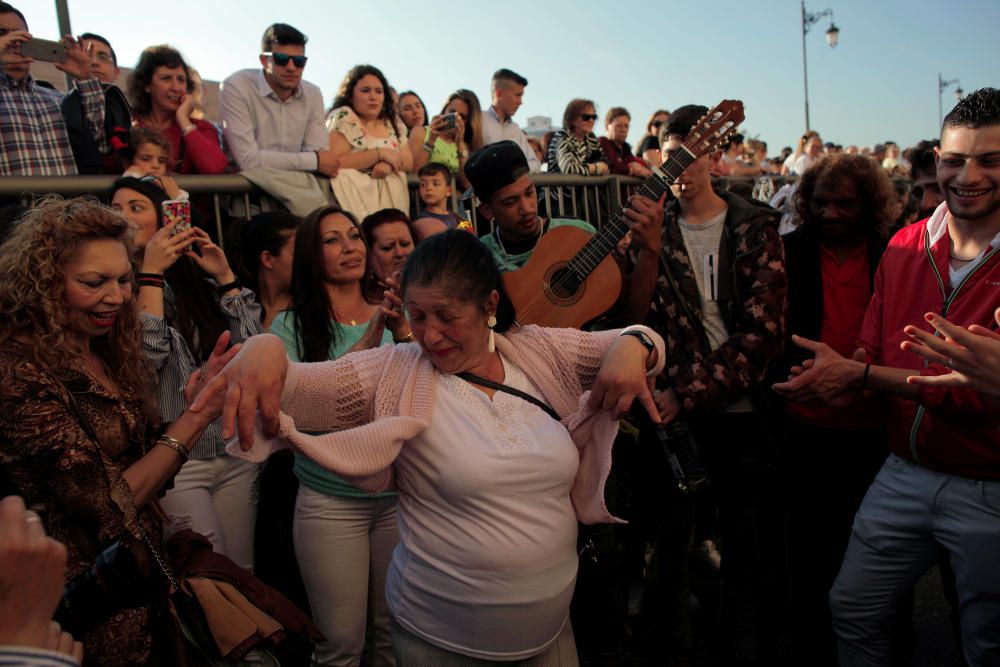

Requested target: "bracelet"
[
  {"left": 457, "top": 150, "right": 469, "bottom": 158},
  {"left": 217, "top": 279, "right": 241, "bottom": 293},
  {"left": 155, "top": 435, "right": 189, "bottom": 463},
  {"left": 314, "top": 149, "right": 321, "bottom": 170},
  {"left": 393, "top": 331, "right": 414, "bottom": 344},
  {"left": 181, "top": 124, "right": 196, "bottom": 136},
  {"left": 860, "top": 363, "right": 872, "bottom": 391},
  {"left": 422, "top": 142, "right": 434, "bottom": 154},
  {"left": 137, "top": 277, "right": 164, "bottom": 289},
  {"left": 137, "top": 272, "right": 163, "bottom": 279}
]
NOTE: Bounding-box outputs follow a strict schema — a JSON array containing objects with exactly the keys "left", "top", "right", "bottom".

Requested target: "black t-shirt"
[{"left": 637, "top": 135, "right": 660, "bottom": 157}]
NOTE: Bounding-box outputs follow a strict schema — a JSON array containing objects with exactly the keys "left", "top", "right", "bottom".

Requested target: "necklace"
[{"left": 493, "top": 218, "right": 545, "bottom": 259}]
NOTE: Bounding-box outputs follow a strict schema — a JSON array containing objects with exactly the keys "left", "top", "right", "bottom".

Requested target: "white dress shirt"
[
  {"left": 482, "top": 105, "right": 541, "bottom": 173},
  {"left": 219, "top": 68, "right": 329, "bottom": 172}
]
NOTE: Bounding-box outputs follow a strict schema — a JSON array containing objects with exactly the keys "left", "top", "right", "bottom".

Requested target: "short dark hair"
[
  {"left": 261, "top": 23, "right": 307, "bottom": 53},
  {"left": 0, "top": 2, "right": 25, "bottom": 27},
  {"left": 942, "top": 87, "right": 1000, "bottom": 132},
  {"left": 660, "top": 104, "right": 707, "bottom": 145},
  {"left": 794, "top": 154, "right": 896, "bottom": 239},
  {"left": 604, "top": 106, "right": 630, "bottom": 126},
  {"left": 128, "top": 46, "right": 192, "bottom": 118},
  {"left": 492, "top": 68, "right": 528, "bottom": 88},
  {"left": 238, "top": 211, "right": 300, "bottom": 296},
  {"left": 418, "top": 162, "right": 453, "bottom": 184},
  {"left": 909, "top": 139, "right": 939, "bottom": 180},
  {"left": 80, "top": 32, "right": 116, "bottom": 66},
  {"left": 400, "top": 229, "right": 516, "bottom": 332}
]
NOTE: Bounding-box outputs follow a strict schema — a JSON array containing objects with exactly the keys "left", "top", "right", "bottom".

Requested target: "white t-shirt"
[
  {"left": 385, "top": 354, "right": 579, "bottom": 661},
  {"left": 949, "top": 232, "right": 1000, "bottom": 290},
  {"left": 678, "top": 208, "right": 754, "bottom": 413}
]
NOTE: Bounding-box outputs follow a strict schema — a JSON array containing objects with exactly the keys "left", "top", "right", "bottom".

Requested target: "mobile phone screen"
[{"left": 21, "top": 38, "right": 67, "bottom": 63}]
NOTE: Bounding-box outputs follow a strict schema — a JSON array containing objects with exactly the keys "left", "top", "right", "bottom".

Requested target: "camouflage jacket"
[{"left": 644, "top": 190, "right": 787, "bottom": 415}]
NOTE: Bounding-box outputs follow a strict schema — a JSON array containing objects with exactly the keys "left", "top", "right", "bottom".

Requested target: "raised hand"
[
  {"left": 54, "top": 35, "right": 90, "bottom": 80},
  {"left": 902, "top": 309, "right": 1000, "bottom": 398},
  {"left": 184, "top": 228, "right": 236, "bottom": 285},
  {"left": 140, "top": 219, "right": 197, "bottom": 274}
]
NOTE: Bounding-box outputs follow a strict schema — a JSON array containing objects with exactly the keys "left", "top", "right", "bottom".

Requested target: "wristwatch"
[{"left": 620, "top": 329, "right": 655, "bottom": 354}]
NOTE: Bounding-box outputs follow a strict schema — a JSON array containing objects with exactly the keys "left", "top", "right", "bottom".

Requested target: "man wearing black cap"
[{"left": 466, "top": 140, "right": 594, "bottom": 273}]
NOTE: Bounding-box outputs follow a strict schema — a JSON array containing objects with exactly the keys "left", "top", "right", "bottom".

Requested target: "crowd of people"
[{"left": 1, "top": 4, "right": 999, "bottom": 667}]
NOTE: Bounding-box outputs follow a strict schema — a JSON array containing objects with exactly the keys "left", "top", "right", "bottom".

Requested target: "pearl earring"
[{"left": 487, "top": 314, "right": 497, "bottom": 353}]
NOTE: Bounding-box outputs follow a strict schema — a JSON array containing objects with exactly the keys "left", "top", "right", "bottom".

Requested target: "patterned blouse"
[
  {"left": 0, "top": 341, "right": 168, "bottom": 666},
  {"left": 326, "top": 106, "right": 406, "bottom": 165}
]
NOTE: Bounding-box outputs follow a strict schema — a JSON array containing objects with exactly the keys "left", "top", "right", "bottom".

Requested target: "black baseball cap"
[{"left": 464, "top": 140, "right": 530, "bottom": 203}]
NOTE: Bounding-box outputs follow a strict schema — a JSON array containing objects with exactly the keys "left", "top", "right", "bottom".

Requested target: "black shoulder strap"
[{"left": 456, "top": 372, "right": 561, "bottom": 421}]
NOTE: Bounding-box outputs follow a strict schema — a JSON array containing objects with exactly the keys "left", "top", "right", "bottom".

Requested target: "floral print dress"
[{"left": 326, "top": 106, "right": 410, "bottom": 220}]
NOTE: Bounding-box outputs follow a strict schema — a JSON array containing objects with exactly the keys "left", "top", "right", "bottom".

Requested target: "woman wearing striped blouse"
[
  {"left": 547, "top": 98, "right": 610, "bottom": 176},
  {"left": 110, "top": 176, "right": 263, "bottom": 570}
]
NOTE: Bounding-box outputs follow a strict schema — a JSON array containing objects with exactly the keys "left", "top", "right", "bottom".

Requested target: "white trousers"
[
  {"left": 294, "top": 485, "right": 399, "bottom": 667},
  {"left": 160, "top": 455, "right": 260, "bottom": 570}
]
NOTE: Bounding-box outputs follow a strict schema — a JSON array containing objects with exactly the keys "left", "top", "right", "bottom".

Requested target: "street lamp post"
[
  {"left": 938, "top": 74, "right": 963, "bottom": 127},
  {"left": 801, "top": 1, "right": 840, "bottom": 132}
]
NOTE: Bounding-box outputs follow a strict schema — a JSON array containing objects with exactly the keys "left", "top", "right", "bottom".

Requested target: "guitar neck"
[{"left": 565, "top": 148, "right": 696, "bottom": 278}]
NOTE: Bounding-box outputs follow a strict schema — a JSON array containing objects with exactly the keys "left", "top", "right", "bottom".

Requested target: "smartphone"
[
  {"left": 21, "top": 37, "right": 67, "bottom": 63},
  {"left": 162, "top": 200, "right": 193, "bottom": 249},
  {"left": 441, "top": 112, "right": 457, "bottom": 130}
]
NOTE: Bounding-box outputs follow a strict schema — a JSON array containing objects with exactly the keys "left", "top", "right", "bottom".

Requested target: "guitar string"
[{"left": 514, "top": 113, "right": 736, "bottom": 323}]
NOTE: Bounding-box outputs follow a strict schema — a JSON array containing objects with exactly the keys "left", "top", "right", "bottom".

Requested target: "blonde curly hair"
[{"left": 0, "top": 197, "right": 152, "bottom": 400}]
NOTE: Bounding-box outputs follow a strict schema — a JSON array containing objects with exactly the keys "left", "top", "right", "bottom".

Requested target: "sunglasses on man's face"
[
  {"left": 580, "top": 114, "right": 598, "bottom": 122},
  {"left": 263, "top": 52, "right": 308, "bottom": 68}
]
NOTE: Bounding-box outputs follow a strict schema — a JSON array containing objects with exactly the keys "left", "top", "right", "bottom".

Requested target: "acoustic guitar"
[{"left": 504, "top": 100, "right": 746, "bottom": 329}]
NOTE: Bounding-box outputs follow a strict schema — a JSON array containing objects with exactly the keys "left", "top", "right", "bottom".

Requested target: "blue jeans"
[{"left": 830, "top": 453, "right": 1000, "bottom": 666}]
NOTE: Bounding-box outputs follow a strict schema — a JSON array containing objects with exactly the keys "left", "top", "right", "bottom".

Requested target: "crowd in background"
[{"left": 2, "top": 4, "right": 999, "bottom": 667}]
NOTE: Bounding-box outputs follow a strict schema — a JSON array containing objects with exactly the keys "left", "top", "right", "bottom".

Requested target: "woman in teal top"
[{"left": 269, "top": 205, "right": 409, "bottom": 666}]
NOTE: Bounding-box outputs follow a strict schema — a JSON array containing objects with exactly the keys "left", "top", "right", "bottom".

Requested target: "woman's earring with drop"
[{"left": 487, "top": 314, "right": 497, "bottom": 353}]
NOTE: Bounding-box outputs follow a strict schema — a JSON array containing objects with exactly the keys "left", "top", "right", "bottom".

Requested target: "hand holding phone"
[
  {"left": 162, "top": 200, "right": 193, "bottom": 250},
  {"left": 21, "top": 37, "right": 67, "bottom": 63},
  {"left": 441, "top": 112, "right": 457, "bottom": 130}
]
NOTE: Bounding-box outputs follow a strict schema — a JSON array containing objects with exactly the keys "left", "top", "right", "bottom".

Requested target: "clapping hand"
[{"left": 902, "top": 309, "right": 1000, "bottom": 398}]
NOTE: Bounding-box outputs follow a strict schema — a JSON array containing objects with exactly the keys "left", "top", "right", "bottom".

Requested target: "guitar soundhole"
[{"left": 544, "top": 264, "right": 584, "bottom": 305}]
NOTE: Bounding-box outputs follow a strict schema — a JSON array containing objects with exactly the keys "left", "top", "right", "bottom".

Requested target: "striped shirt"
[
  {"left": 0, "top": 74, "right": 105, "bottom": 176},
  {"left": 140, "top": 284, "right": 262, "bottom": 459},
  {"left": 0, "top": 647, "right": 79, "bottom": 666}
]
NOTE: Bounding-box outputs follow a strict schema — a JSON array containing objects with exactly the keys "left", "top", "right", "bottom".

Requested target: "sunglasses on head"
[
  {"left": 580, "top": 114, "right": 598, "bottom": 121},
  {"left": 263, "top": 52, "right": 308, "bottom": 68}
]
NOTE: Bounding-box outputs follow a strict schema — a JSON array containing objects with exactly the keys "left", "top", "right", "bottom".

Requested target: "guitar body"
[{"left": 503, "top": 225, "right": 622, "bottom": 329}]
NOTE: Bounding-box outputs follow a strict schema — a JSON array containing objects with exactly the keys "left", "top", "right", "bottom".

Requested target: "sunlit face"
[
  {"left": 404, "top": 285, "right": 498, "bottom": 374},
  {"left": 82, "top": 38, "right": 118, "bottom": 84},
  {"left": 369, "top": 222, "right": 414, "bottom": 283},
  {"left": 809, "top": 174, "right": 863, "bottom": 241},
  {"left": 260, "top": 43, "right": 305, "bottom": 96},
  {"left": 63, "top": 239, "right": 133, "bottom": 341},
  {"left": 419, "top": 173, "right": 451, "bottom": 207},
  {"left": 574, "top": 105, "right": 596, "bottom": 135},
  {"left": 806, "top": 136, "right": 823, "bottom": 157},
  {"left": 319, "top": 213, "right": 366, "bottom": 284},
  {"left": 608, "top": 114, "right": 630, "bottom": 143},
  {"left": 131, "top": 142, "right": 169, "bottom": 176},
  {"left": 351, "top": 74, "right": 385, "bottom": 121},
  {"left": 663, "top": 135, "right": 711, "bottom": 200},
  {"left": 936, "top": 124, "right": 1000, "bottom": 222},
  {"left": 111, "top": 188, "right": 158, "bottom": 247},
  {"left": 398, "top": 94, "right": 426, "bottom": 129},
  {"left": 496, "top": 82, "right": 524, "bottom": 118},
  {"left": 481, "top": 175, "right": 540, "bottom": 241},
  {"left": 145, "top": 65, "right": 188, "bottom": 115},
  {"left": 0, "top": 12, "right": 30, "bottom": 82}
]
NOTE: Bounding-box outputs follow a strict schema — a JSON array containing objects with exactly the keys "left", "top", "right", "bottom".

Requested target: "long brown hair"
[
  {"left": 442, "top": 89, "right": 485, "bottom": 151},
  {"left": 0, "top": 197, "right": 150, "bottom": 398}
]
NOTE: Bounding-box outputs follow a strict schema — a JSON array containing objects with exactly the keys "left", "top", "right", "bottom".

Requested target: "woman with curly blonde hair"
[{"left": 0, "top": 197, "right": 233, "bottom": 665}]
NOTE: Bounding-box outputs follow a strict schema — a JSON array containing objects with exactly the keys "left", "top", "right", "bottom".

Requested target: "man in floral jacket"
[{"left": 624, "top": 104, "right": 787, "bottom": 665}]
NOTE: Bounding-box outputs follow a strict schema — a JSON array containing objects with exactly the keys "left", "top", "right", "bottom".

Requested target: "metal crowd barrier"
[{"left": 0, "top": 172, "right": 834, "bottom": 244}]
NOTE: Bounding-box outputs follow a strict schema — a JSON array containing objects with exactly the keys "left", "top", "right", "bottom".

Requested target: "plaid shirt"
[{"left": 0, "top": 74, "right": 105, "bottom": 175}]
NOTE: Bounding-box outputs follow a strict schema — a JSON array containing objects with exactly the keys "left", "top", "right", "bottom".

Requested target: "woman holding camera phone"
[
  {"left": 411, "top": 89, "right": 485, "bottom": 191},
  {"left": 0, "top": 198, "right": 234, "bottom": 665},
  {"left": 327, "top": 65, "right": 414, "bottom": 221},
  {"left": 110, "top": 176, "right": 264, "bottom": 571}
]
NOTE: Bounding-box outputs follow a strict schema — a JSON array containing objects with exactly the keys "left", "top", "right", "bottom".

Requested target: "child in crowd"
[
  {"left": 417, "top": 162, "right": 471, "bottom": 230},
  {"left": 122, "top": 126, "right": 189, "bottom": 201}
]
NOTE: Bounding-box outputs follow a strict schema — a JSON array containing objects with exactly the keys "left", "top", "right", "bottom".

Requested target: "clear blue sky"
[{"left": 25, "top": 0, "right": 1000, "bottom": 154}]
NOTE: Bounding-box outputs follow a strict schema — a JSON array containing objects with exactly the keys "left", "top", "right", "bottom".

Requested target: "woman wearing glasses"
[
  {"left": 547, "top": 99, "right": 610, "bottom": 176},
  {"left": 128, "top": 46, "right": 228, "bottom": 175},
  {"left": 637, "top": 109, "right": 670, "bottom": 167}
]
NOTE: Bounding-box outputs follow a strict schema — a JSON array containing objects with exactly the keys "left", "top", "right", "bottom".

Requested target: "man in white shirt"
[
  {"left": 481, "top": 68, "right": 540, "bottom": 173},
  {"left": 220, "top": 23, "right": 337, "bottom": 176}
]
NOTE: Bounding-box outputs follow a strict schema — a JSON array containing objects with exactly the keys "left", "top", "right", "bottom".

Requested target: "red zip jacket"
[{"left": 858, "top": 204, "right": 1000, "bottom": 478}]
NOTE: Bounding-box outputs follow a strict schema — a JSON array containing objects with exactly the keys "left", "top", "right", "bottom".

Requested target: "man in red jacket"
[{"left": 772, "top": 87, "right": 1000, "bottom": 666}]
